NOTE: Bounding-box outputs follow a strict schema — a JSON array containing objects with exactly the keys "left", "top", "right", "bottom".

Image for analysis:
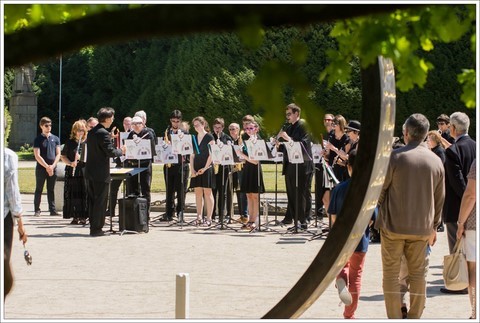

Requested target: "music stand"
[
  {"left": 282, "top": 141, "right": 316, "bottom": 235},
  {"left": 205, "top": 145, "right": 237, "bottom": 232},
  {"left": 110, "top": 167, "right": 147, "bottom": 235}
]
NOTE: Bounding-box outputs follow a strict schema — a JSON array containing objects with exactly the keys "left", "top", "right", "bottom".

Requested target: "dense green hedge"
[{"left": 4, "top": 24, "right": 475, "bottom": 145}]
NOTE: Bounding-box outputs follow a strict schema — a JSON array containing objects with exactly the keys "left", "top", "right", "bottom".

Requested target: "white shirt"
[{"left": 4, "top": 148, "right": 23, "bottom": 219}]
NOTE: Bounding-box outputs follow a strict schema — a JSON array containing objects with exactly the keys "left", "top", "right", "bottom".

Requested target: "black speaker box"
[{"left": 118, "top": 196, "right": 149, "bottom": 233}]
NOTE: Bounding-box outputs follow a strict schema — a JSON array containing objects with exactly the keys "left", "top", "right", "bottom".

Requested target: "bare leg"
[
  {"left": 194, "top": 187, "right": 204, "bottom": 220},
  {"left": 203, "top": 188, "right": 214, "bottom": 221}
]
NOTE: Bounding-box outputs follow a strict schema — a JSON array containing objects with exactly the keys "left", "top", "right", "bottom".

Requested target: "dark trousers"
[
  {"left": 34, "top": 166, "right": 57, "bottom": 212},
  {"left": 285, "top": 164, "right": 308, "bottom": 224},
  {"left": 87, "top": 180, "right": 109, "bottom": 233},
  {"left": 213, "top": 165, "right": 233, "bottom": 219},
  {"left": 164, "top": 163, "right": 190, "bottom": 218},
  {"left": 314, "top": 164, "right": 327, "bottom": 216},
  {"left": 127, "top": 164, "right": 152, "bottom": 211}
]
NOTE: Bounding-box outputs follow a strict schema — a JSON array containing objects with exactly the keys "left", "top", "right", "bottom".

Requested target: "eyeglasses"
[
  {"left": 324, "top": 119, "right": 333, "bottom": 122},
  {"left": 43, "top": 124, "right": 52, "bottom": 128},
  {"left": 245, "top": 127, "right": 255, "bottom": 131},
  {"left": 331, "top": 123, "right": 337, "bottom": 127}
]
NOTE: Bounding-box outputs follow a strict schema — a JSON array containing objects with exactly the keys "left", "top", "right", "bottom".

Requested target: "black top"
[
  {"left": 61, "top": 138, "right": 85, "bottom": 169},
  {"left": 34, "top": 133, "right": 60, "bottom": 166},
  {"left": 84, "top": 123, "right": 123, "bottom": 183},
  {"left": 279, "top": 119, "right": 314, "bottom": 175}
]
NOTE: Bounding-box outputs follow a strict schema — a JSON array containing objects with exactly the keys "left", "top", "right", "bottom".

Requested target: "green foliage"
[
  {"left": 4, "top": 4, "right": 145, "bottom": 34},
  {"left": 322, "top": 5, "right": 476, "bottom": 106}
]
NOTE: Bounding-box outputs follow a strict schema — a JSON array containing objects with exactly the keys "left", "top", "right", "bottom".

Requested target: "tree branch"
[{"left": 5, "top": 3, "right": 423, "bottom": 67}]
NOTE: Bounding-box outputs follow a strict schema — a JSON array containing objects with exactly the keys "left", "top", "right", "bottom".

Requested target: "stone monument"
[{"left": 9, "top": 64, "right": 38, "bottom": 150}]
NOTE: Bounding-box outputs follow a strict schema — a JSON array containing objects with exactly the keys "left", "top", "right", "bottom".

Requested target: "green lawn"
[{"left": 18, "top": 163, "right": 301, "bottom": 194}]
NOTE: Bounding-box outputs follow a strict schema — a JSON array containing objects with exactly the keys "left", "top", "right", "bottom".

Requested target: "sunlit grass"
[{"left": 18, "top": 163, "right": 303, "bottom": 194}]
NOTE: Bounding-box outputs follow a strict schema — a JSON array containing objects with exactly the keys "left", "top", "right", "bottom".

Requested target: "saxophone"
[
  {"left": 233, "top": 132, "right": 244, "bottom": 172},
  {"left": 164, "top": 128, "right": 172, "bottom": 168}
]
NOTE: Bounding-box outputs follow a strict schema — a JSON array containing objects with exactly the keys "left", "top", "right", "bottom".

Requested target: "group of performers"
[{"left": 60, "top": 104, "right": 362, "bottom": 233}]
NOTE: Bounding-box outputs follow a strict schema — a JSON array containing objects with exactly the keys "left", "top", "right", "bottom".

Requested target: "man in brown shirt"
[{"left": 376, "top": 113, "right": 445, "bottom": 319}]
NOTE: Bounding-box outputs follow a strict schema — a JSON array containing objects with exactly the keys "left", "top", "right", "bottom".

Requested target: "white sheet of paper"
[
  {"left": 245, "top": 139, "right": 269, "bottom": 161},
  {"left": 284, "top": 140, "right": 304, "bottom": 164},
  {"left": 171, "top": 133, "right": 193, "bottom": 156},
  {"left": 153, "top": 141, "right": 178, "bottom": 164},
  {"left": 210, "top": 143, "right": 235, "bottom": 165},
  {"left": 124, "top": 139, "right": 152, "bottom": 160},
  {"left": 311, "top": 144, "right": 324, "bottom": 164}
]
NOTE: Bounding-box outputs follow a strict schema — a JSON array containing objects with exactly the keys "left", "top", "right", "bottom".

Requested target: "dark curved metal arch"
[{"left": 263, "top": 56, "right": 396, "bottom": 318}]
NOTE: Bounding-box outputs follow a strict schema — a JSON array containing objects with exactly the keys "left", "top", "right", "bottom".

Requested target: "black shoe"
[
  {"left": 300, "top": 223, "right": 308, "bottom": 230},
  {"left": 401, "top": 306, "right": 408, "bottom": 319},
  {"left": 440, "top": 287, "right": 468, "bottom": 294},
  {"left": 437, "top": 225, "right": 445, "bottom": 232},
  {"left": 90, "top": 230, "right": 109, "bottom": 237},
  {"left": 50, "top": 211, "right": 61, "bottom": 216}
]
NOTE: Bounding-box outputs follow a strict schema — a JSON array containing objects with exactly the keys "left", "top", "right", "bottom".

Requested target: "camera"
[{"left": 24, "top": 249, "right": 32, "bottom": 266}]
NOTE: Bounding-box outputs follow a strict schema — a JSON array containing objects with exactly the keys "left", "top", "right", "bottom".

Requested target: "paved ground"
[{"left": 2, "top": 186, "right": 473, "bottom": 321}]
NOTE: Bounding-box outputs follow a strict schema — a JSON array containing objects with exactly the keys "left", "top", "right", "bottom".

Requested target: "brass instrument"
[{"left": 233, "top": 132, "right": 244, "bottom": 172}]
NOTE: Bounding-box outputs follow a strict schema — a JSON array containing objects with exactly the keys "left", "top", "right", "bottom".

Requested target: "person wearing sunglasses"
[
  {"left": 436, "top": 114, "right": 455, "bottom": 147},
  {"left": 276, "top": 103, "right": 314, "bottom": 230},
  {"left": 161, "top": 110, "right": 190, "bottom": 222},
  {"left": 33, "top": 116, "right": 61, "bottom": 217}
]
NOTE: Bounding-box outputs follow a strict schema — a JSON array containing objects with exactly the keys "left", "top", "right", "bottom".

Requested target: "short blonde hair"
[{"left": 70, "top": 120, "right": 88, "bottom": 141}]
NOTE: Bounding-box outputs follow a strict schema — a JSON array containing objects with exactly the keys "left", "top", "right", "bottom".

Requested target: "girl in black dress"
[
  {"left": 325, "top": 115, "right": 349, "bottom": 183},
  {"left": 61, "top": 120, "right": 88, "bottom": 225},
  {"left": 235, "top": 121, "right": 265, "bottom": 230},
  {"left": 189, "top": 116, "right": 215, "bottom": 226}
]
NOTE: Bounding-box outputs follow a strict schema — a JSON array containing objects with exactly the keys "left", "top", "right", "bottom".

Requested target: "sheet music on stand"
[
  {"left": 283, "top": 140, "right": 304, "bottom": 164},
  {"left": 311, "top": 144, "right": 324, "bottom": 164},
  {"left": 124, "top": 138, "right": 152, "bottom": 160},
  {"left": 210, "top": 143, "right": 235, "bottom": 165},
  {"left": 171, "top": 133, "right": 193, "bottom": 156},
  {"left": 153, "top": 139, "right": 178, "bottom": 164},
  {"left": 245, "top": 138, "right": 272, "bottom": 161}
]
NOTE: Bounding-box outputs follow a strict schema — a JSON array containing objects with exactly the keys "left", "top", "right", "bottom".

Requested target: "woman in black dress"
[
  {"left": 236, "top": 121, "right": 265, "bottom": 230},
  {"left": 325, "top": 115, "right": 349, "bottom": 183},
  {"left": 190, "top": 116, "right": 215, "bottom": 226},
  {"left": 61, "top": 120, "right": 88, "bottom": 225}
]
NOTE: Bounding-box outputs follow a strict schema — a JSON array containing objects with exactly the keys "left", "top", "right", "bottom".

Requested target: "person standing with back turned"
[
  {"left": 375, "top": 113, "right": 445, "bottom": 319},
  {"left": 84, "top": 107, "right": 123, "bottom": 236}
]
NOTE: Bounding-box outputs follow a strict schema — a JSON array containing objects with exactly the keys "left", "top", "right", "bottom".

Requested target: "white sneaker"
[{"left": 336, "top": 278, "right": 352, "bottom": 305}]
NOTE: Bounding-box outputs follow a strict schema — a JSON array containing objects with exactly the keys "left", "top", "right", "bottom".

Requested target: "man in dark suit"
[
  {"left": 441, "top": 111, "right": 476, "bottom": 294},
  {"left": 85, "top": 107, "right": 123, "bottom": 236},
  {"left": 277, "top": 103, "right": 314, "bottom": 229}
]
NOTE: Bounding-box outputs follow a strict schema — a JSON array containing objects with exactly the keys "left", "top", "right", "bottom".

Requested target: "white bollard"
[{"left": 175, "top": 273, "right": 190, "bottom": 319}]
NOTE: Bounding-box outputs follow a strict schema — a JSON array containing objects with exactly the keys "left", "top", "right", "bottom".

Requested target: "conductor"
[{"left": 84, "top": 107, "right": 123, "bottom": 236}]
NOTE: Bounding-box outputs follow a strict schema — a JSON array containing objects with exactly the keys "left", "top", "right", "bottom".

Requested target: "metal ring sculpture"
[{"left": 264, "top": 56, "right": 396, "bottom": 318}]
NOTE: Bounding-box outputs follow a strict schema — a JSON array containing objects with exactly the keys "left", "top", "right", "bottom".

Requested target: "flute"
[{"left": 72, "top": 139, "right": 82, "bottom": 175}]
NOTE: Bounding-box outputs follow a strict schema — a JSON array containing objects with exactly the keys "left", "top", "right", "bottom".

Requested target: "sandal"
[
  {"left": 70, "top": 218, "right": 78, "bottom": 225},
  {"left": 246, "top": 221, "right": 256, "bottom": 230},
  {"left": 79, "top": 218, "right": 87, "bottom": 225},
  {"left": 203, "top": 220, "right": 212, "bottom": 227},
  {"left": 195, "top": 217, "right": 203, "bottom": 226}
]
